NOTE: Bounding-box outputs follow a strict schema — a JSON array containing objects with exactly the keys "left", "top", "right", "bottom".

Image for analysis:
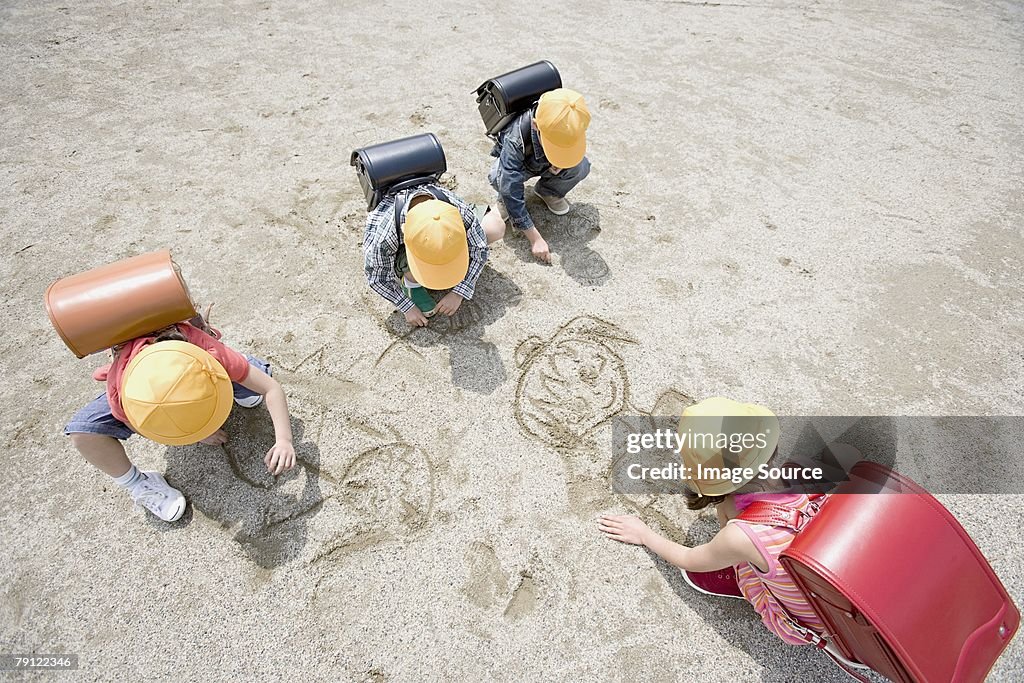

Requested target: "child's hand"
[
  {"left": 265, "top": 440, "right": 296, "bottom": 475},
  {"left": 530, "top": 236, "right": 551, "bottom": 263},
  {"left": 435, "top": 292, "right": 463, "bottom": 316},
  {"left": 598, "top": 514, "right": 652, "bottom": 546},
  {"left": 523, "top": 227, "right": 552, "bottom": 263},
  {"left": 405, "top": 307, "right": 429, "bottom": 327}
]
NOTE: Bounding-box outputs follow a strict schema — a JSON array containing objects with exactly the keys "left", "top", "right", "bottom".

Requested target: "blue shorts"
[{"left": 64, "top": 355, "right": 271, "bottom": 441}]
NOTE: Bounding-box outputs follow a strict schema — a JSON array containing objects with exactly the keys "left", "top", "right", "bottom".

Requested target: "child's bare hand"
[
  {"left": 404, "top": 307, "right": 429, "bottom": 327},
  {"left": 523, "top": 227, "right": 552, "bottom": 263},
  {"left": 599, "top": 514, "right": 652, "bottom": 546},
  {"left": 435, "top": 292, "right": 463, "bottom": 316},
  {"left": 265, "top": 440, "right": 296, "bottom": 475},
  {"left": 200, "top": 429, "right": 228, "bottom": 446},
  {"left": 531, "top": 236, "right": 551, "bottom": 263}
]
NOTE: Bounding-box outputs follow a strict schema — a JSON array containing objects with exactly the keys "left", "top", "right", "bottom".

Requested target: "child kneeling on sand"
[
  {"left": 488, "top": 88, "right": 591, "bottom": 263},
  {"left": 599, "top": 397, "right": 845, "bottom": 650},
  {"left": 363, "top": 184, "right": 505, "bottom": 327},
  {"left": 65, "top": 318, "right": 296, "bottom": 522}
]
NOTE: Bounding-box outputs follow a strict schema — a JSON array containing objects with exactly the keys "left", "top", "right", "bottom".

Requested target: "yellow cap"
[
  {"left": 120, "top": 340, "right": 233, "bottom": 445},
  {"left": 535, "top": 88, "right": 590, "bottom": 169},
  {"left": 404, "top": 199, "right": 469, "bottom": 290},
  {"left": 677, "top": 397, "right": 780, "bottom": 497}
]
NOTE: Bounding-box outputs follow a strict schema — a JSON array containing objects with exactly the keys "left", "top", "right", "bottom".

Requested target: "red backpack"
[{"left": 738, "top": 461, "right": 1018, "bottom": 682}]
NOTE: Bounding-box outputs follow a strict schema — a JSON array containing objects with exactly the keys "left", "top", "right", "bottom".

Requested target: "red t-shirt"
[{"left": 93, "top": 322, "right": 251, "bottom": 426}]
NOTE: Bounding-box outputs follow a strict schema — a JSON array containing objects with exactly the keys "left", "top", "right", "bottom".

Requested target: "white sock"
[
  {"left": 404, "top": 276, "right": 422, "bottom": 288},
  {"left": 113, "top": 464, "right": 145, "bottom": 490}
]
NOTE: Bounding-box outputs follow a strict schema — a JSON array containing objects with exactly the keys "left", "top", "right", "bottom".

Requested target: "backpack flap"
[
  {"left": 475, "top": 60, "right": 561, "bottom": 136},
  {"left": 782, "top": 462, "right": 1019, "bottom": 683},
  {"left": 45, "top": 250, "right": 198, "bottom": 358},
  {"left": 350, "top": 133, "right": 447, "bottom": 211}
]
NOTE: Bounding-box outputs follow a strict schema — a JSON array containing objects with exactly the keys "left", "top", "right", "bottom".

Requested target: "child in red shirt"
[{"left": 65, "top": 321, "right": 296, "bottom": 522}]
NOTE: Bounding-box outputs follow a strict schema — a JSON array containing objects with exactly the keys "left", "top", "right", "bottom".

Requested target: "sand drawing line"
[
  {"left": 374, "top": 298, "right": 488, "bottom": 367},
  {"left": 311, "top": 439, "right": 437, "bottom": 566},
  {"left": 263, "top": 495, "right": 334, "bottom": 533},
  {"left": 221, "top": 443, "right": 274, "bottom": 490},
  {"left": 265, "top": 345, "right": 328, "bottom": 376},
  {"left": 561, "top": 250, "right": 611, "bottom": 286},
  {"left": 513, "top": 315, "right": 637, "bottom": 451}
]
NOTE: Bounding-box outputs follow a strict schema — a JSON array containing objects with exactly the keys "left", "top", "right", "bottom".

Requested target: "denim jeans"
[
  {"left": 488, "top": 110, "right": 592, "bottom": 231},
  {"left": 533, "top": 157, "right": 591, "bottom": 199}
]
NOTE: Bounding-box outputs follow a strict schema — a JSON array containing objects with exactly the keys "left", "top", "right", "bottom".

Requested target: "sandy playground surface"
[{"left": 1, "top": 0, "right": 1022, "bottom": 680}]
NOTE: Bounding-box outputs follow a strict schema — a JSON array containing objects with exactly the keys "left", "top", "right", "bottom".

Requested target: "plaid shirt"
[{"left": 363, "top": 184, "right": 489, "bottom": 313}]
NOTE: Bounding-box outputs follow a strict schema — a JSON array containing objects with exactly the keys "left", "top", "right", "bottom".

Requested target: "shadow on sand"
[
  {"left": 379, "top": 265, "right": 523, "bottom": 394},
  {"left": 510, "top": 199, "right": 610, "bottom": 286},
  {"left": 159, "top": 409, "right": 324, "bottom": 569}
]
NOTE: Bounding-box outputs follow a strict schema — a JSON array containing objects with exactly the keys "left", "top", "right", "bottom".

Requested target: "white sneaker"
[
  {"left": 536, "top": 191, "right": 570, "bottom": 215},
  {"left": 234, "top": 394, "right": 264, "bottom": 408},
  {"left": 130, "top": 471, "right": 186, "bottom": 522},
  {"left": 234, "top": 365, "right": 271, "bottom": 408}
]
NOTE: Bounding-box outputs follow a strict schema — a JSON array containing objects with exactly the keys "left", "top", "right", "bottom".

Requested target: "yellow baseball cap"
[
  {"left": 535, "top": 88, "right": 590, "bottom": 169},
  {"left": 120, "top": 340, "right": 234, "bottom": 445},
  {"left": 404, "top": 199, "right": 469, "bottom": 290},
  {"left": 677, "top": 397, "right": 781, "bottom": 497}
]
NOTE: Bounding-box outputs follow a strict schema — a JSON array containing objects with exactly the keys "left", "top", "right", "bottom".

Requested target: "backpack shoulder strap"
[
  {"left": 393, "top": 190, "right": 407, "bottom": 245},
  {"left": 520, "top": 109, "right": 534, "bottom": 160},
  {"left": 737, "top": 494, "right": 826, "bottom": 532},
  {"left": 426, "top": 186, "right": 447, "bottom": 203}
]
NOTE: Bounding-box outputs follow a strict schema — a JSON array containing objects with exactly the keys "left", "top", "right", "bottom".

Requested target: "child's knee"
[
  {"left": 69, "top": 431, "right": 105, "bottom": 452},
  {"left": 482, "top": 210, "right": 506, "bottom": 243},
  {"left": 575, "top": 156, "right": 591, "bottom": 180}
]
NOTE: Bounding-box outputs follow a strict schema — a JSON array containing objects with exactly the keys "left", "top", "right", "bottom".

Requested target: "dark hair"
[
  {"left": 684, "top": 490, "right": 725, "bottom": 511},
  {"left": 154, "top": 324, "right": 187, "bottom": 343},
  {"left": 112, "top": 324, "right": 186, "bottom": 361}
]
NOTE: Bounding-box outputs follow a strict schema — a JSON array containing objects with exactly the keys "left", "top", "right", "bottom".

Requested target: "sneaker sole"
[{"left": 234, "top": 395, "right": 265, "bottom": 408}]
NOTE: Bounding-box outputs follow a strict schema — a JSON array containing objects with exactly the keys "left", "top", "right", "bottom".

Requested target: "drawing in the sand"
[{"left": 513, "top": 315, "right": 636, "bottom": 451}]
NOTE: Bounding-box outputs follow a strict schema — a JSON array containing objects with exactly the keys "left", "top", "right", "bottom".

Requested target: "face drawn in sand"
[
  {"left": 512, "top": 316, "right": 698, "bottom": 536},
  {"left": 311, "top": 437, "right": 435, "bottom": 566},
  {"left": 514, "top": 316, "right": 636, "bottom": 451}
]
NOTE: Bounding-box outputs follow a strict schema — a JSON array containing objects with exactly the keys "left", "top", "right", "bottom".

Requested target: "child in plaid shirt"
[{"left": 363, "top": 183, "right": 505, "bottom": 327}]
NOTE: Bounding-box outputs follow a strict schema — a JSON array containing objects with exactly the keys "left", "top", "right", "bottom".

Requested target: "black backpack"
[
  {"left": 475, "top": 61, "right": 562, "bottom": 157},
  {"left": 350, "top": 133, "right": 447, "bottom": 211}
]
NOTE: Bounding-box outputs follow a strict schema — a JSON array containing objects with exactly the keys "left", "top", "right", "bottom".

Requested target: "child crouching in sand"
[
  {"left": 599, "top": 397, "right": 843, "bottom": 649},
  {"left": 65, "top": 316, "right": 296, "bottom": 523}
]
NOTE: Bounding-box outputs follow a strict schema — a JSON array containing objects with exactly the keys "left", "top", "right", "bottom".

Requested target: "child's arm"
[
  {"left": 237, "top": 369, "right": 296, "bottom": 475},
  {"left": 598, "top": 514, "right": 765, "bottom": 573}
]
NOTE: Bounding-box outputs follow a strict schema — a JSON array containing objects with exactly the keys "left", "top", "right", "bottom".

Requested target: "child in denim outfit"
[{"left": 489, "top": 88, "right": 592, "bottom": 263}]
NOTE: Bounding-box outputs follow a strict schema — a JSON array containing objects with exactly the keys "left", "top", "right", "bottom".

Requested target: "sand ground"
[{"left": 1, "top": 0, "right": 1022, "bottom": 680}]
